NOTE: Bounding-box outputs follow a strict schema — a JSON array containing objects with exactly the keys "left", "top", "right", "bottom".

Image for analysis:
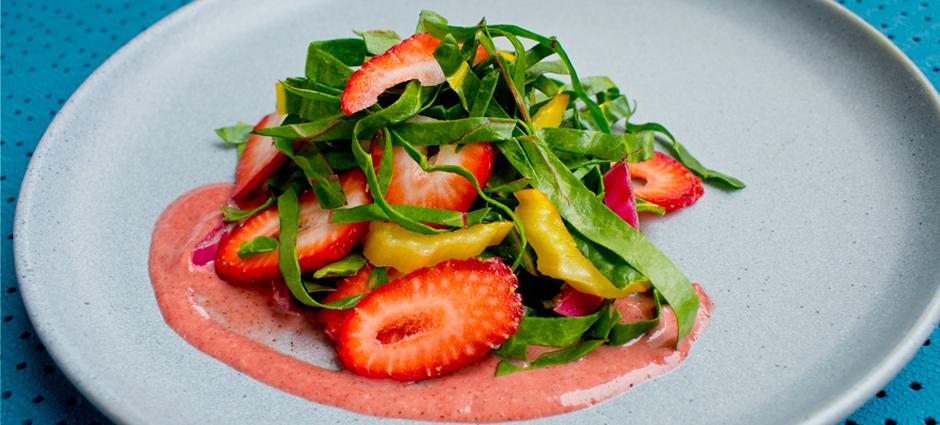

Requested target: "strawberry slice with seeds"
[
  {"left": 335, "top": 258, "right": 523, "bottom": 381},
  {"left": 215, "top": 170, "right": 372, "bottom": 284},
  {"left": 372, "top": 142, "right": 495, "bottom": 212},
  {"left": 341, "top": 33, "right": 445, "bottom": 115},
  {"left": 231, "top": 113, "right": 286, "bottom": 203},
  {"left": 319, "top": 264, "right": 375, "bottom": 340},
  {"left": 629, "top": 152, "right": 704, "bottom": 212}
]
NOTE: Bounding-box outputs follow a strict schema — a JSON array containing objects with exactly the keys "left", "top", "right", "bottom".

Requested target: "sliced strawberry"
[
  {"left": 215, "top": 170, "right": 372, "bottom": 283},
  {"left": 231, "top": 113, "right": 286, "bottom": 203},
  {"left": 335, "top": 258, "right": 523, "bottom": 381},
  {"left": 341, "top": 33, "right": 445, "bottom": 115},
  {"left": 319, "top": 264, "right": 374, "bottom": 340},
  {"left": 629, "top": 151, "right": 704, "bottom": 212},
  {"left": 372, "top": 142, "right": 495, "bottom": 212}
]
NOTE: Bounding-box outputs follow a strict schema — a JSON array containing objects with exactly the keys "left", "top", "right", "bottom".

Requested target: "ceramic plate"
[{"left": 14, "top": 0, "right": 940, "bottom": 423}]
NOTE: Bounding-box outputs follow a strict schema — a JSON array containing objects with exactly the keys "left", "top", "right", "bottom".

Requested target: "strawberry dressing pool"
[{"left": 149, "top": 183, "right": 712, "bottom": 422}]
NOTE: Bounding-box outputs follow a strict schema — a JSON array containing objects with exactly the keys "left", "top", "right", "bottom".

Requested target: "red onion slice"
[
  {"left": 190, "top": 220, "right": 230, "bottom": 267},
  {"left": 602, "top": 162, "right": 639, "bottom": 229},
  {"left": 553, "top": 284, "right": 604, "bottom": 317}
]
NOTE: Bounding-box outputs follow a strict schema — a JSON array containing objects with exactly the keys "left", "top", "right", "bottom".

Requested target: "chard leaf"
[
  {"left": 312, "top": 253, "right": 368, "bottom": 279},
  {"left": 280, "top": 79, "right": 343, "bottom": 121},
  {"left": 215, "top": 122, "right": 253, "bottom": 145},
  {"left": 569, "top": 226, "right": 645, "bottom": 289},
  {"left": 237, "top": 236, "right": 278, "bottom": 258},
  {"left": 273, "top": 138, "right": 347, "bottom": 209},
  {"left": 539, "top": 128, "right": 653, "bottom": 162},
  {"left": 484, "top": 178, "right": 530, "bottom": 194},
  {"left": 324, "top": 151, "right": 358, "bottom": 171},
  {"left": 500, "top": 309, "right": 604, "bottom": 351},
  {"left": 305, "top": 43, "right": 354, "bottom": 89},
  {"left": 254, "top": 115, "right": 354, "bottom": 142},
  {"left": 309, "top": 38, "right": 366, "bottom": 66},
  {"left": 276, "top": 186, "right": 363, "bottom": 310},
  {"left": 389, "top": 117, "right": 516, "bottom": 146},
  {"left": 303, "top": 281, "right": 336, "bottom": 293},
  {"left": 496, "top": 339, "right": 605, "bottom": 376},
  {"left": 627, "top": 122, "right": 745, "bottom": 189},
  {"left": 332, "top": 203, "right": 491, "bottom": 228},
  {"left": 498, "top": 136, "right": 699, "bottom": 343},
  {"left": 636, "top": 198, "right": 666, "bottom": 215},
  {"left": 359, "top": 30, "right": 400, "bottom": 55},
  {"left": 416, "top": 9, "right": 448, "bottom": 34},
  {"left": 220, "top": 197, "right": 274, "bottom": 222}
]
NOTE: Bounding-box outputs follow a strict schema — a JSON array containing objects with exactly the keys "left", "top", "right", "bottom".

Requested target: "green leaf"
[
  {"left": 237, "top": 236, "right": 278, "bottom": 259},
  {"left": 273, "top": 138, "right": 347, "bottom": 209},
  {"left": 367, "top": 266, "right": 391, "bottom": 290},
  {"left": 389, "top": 117, "right": 516, "bottom": 146},
  {"left": 359, "top": 30, "right": 400, "bottom": 55},
  {"left": 331, "top": 203, "right": 491, "bottom": 228},
  {"left": 312, "top": 253, "right": 368, "bottom": 279},
  {"left": 306, "top": 43, "right": 355, "bottom": 89},
  {"left": 496, "top": 339, "right": 605, "bottom": 376},
  {"left": 416, "top": 9, "right": 448, "bottom": 34},
  {"left": 310, "top": 38, "right": 366, "bottom": 66},
  {"left": 484, "top": 178, "right": 530, "bottom": 194},
  {"left": 280, "top": 79, "right": 343, "bottom": 122},
  {"left": 501, "top": 309, "right": 605, "bottom": 351},
  {"left": 498, "top": 136, "right": 699, "bottom": 343},
  {"left": 219, "top": 197, "right": 274, "bottom": 222},
  {"left": 276, "top": 187, "right": 363, "bottom": 310},
  {"left": 569, "top": 226, "right": 645, "bottom": 289},
  {"left": 539, "top": 128, "right": 653, "bottom": 162},
  {"left": 214, "top": 122, "right": 253, "bottom": 145},
  {"left": 302, "top": 281, "right": 336, "bottom": 293},
  {"left": 470, "top": 70, "right": 500, "bottom": 118},
  {"left": 253, "top": 115, "right": 355, "bottom": 142},
  {"left": 636, "top": 198, "right": 666, "bottom": 215},
  {"left": 627, "top": 122, "right": 745, "bottom": 189}
]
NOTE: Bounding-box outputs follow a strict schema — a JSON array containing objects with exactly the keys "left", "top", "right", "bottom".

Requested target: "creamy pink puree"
[{"left": 149, "top": 184, "right": 713, "bottom": 422}]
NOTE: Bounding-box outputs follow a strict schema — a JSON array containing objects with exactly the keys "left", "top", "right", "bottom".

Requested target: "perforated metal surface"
[{"left": 1, "top": 1, "right": 937, "bottom": 424}]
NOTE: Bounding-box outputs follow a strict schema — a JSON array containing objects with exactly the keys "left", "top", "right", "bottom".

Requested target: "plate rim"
[{"left": 13, "top": 0, "right": 940, "bottom": 424}]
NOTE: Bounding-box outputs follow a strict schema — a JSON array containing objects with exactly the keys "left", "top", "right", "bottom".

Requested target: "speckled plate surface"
[{"left": 13, "top": 0, "right": 940, "bottom": 424}]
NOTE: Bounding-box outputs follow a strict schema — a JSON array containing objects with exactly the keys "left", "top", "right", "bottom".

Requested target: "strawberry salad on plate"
[{"left": 149, "top": 10, "right": 743, "bottom": 422}]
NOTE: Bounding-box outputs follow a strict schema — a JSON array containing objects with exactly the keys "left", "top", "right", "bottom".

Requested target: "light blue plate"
[{"left": 14, "top": 0, "right": 940, "bottom": 423}]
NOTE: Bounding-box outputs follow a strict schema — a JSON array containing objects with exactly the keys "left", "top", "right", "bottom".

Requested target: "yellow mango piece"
[
  {"left": 363, "top": 221, "right": 514, "bottom": 274},
  {"left": 531, "top": 93, "right": 570, "bottom": 129},
  {"left": 514, "top": 189, "right": 644, "bottom": 298},
  {"left": 275, "top": 81, "right": 288, "bottom": 115}
]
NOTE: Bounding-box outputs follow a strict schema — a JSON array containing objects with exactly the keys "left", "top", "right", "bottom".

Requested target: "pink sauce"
[{"left": 149, "top": 184, "right": 713, "bottom": 422}]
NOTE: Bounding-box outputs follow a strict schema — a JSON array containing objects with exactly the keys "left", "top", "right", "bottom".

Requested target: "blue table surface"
[{"left": 1, "top": 1, "right": 938, "bottom": 424}]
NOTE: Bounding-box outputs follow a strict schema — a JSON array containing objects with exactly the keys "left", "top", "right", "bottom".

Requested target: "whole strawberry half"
[
  {"left": 629, "top": 151, "right": 704, "bottom": 212},
  {"left": 372, "top": 142, "right": 495, "bottom": 212},
  {"left": 335, "top": 258, "right": 523, "bottom": 381},
  {"left": 340, "top": 33, "right": 445, "bottom": 115},
  {"left": 215, "top": 170, "right": 371, "bottom": 284},
  {"left": 231, "top": 113, "right": 286, "bottom": 203}
]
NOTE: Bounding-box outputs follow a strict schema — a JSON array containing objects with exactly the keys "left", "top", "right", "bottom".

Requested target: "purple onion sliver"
[
  {"left": 190, "top": 220, "right": 229, "bottom": 266},
  {"left": 553, "top": 285, "right": 604, "bottom": 317},
  {"left": 602, "top": 162, "right": 639, "bottom": 229}
]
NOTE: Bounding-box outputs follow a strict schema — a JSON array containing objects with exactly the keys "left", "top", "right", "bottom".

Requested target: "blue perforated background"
[{"left": 1, "top": 1, "right": 937, "bottom": 424}]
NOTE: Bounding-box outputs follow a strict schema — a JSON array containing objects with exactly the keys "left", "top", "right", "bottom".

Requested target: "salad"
[{"left": 206, "top": 10, "right": 743, "bottom": 382}]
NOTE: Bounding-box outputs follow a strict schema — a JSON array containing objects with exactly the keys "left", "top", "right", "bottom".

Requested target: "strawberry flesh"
[
  {"left": 629, "top": 152, "right": 704, "bottom": 212},
  {"left": 215, "top": 170, "right": 372, "bottom": 284},
  {"left": 231, "top": 113, "right": 286, "bottom": 203},
  {"left": 341, "top": 33, "right": 445, "bottom": 116},
  {"left": 372, "top": 142, "right": 495, "bottom": 212},
  {"left": 319, "top": 265, "right": 374, "bottom": 340},
  {"left": 335, "top": 258, "right": 523, "bottom": 381}
]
